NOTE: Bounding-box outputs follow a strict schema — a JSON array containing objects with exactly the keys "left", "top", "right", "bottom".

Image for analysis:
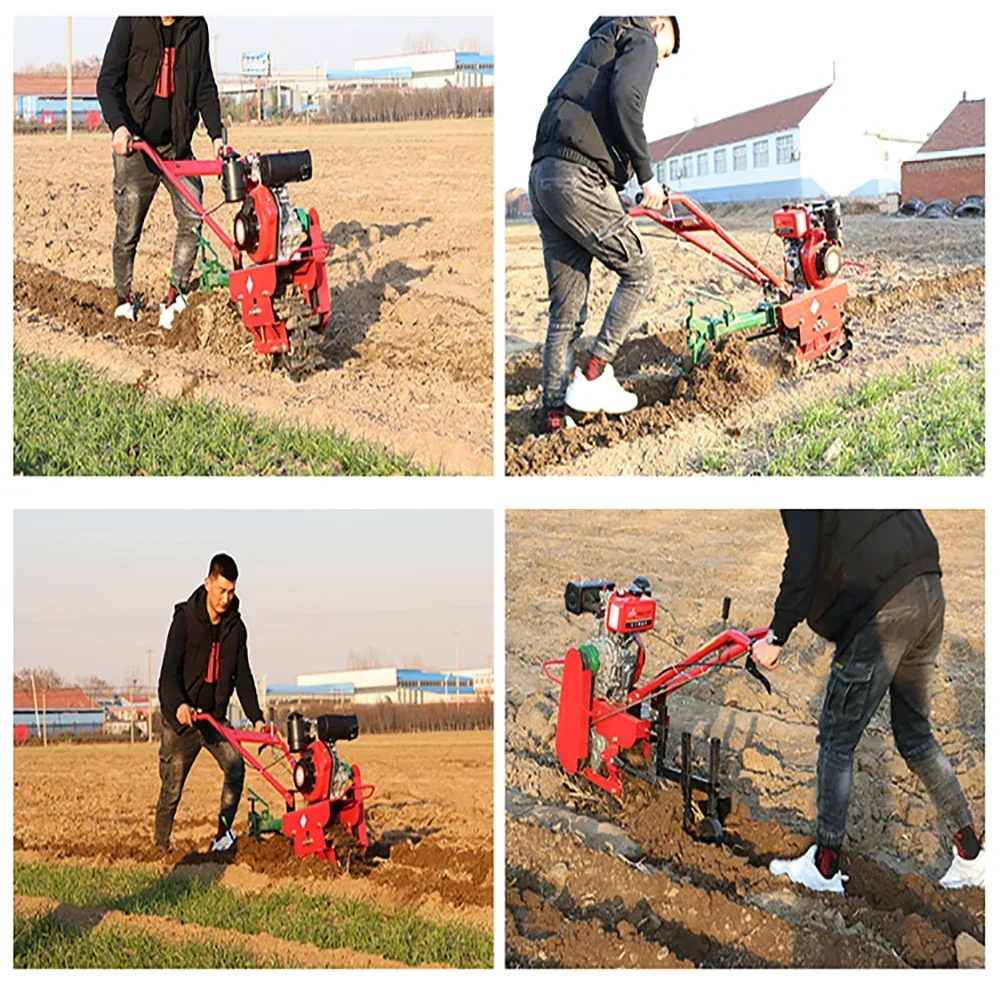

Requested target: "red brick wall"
[{"left": 900, "top": 155, "right": 984, "bottom": 203}]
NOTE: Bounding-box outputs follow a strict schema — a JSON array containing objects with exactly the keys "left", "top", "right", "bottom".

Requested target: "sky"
[
  {"left": 497, "top": 6, "right": 988, "bottom": 189},
  {"left": 13, "top": 510, "right": 493, "bottom": 687},
  {"left": 13, "top": 15, "right": 493, "bottom": 77}
]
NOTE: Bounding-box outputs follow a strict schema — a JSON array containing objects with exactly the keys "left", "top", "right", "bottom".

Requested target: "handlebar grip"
[{"left": 743, "top": 653, "right": 772, "bottom": 695}]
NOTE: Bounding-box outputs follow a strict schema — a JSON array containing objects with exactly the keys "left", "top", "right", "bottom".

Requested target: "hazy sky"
[
  {"left": 13, "top": 16, "right": 493, "bottom": 76},
  {"left": 497, "top": 6, "right": 988, "bottom": 188},
  {"left": 13, "top": 510, "right": 493, "bottom": 687}
]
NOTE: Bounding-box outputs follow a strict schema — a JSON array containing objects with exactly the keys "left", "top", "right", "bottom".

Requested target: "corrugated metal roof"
[
  {"left": 918, "top": 99, "right": 985, "bottom": 154},
  {"left": 12, "top": 687, "right": 99, "bottom": 710},
  {"left": 13, "top": 75, "right": 99, "bottom": 98},
  {"left": 649, "top": 86, "right": 830, "bottom": 162}
]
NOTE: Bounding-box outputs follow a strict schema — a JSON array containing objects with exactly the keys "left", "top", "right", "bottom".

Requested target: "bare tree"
[
  {"left": 403, "top": 31, "right": 442, "bottom": 53},
  {"left": 14, "top": 667, "right": 64, "bottom": 691},
  {"left": 346, "top": 645, "right": 384, "bottom": 670},
  {"left": 77, "top": 674, "right": 113, "bottom": 697},
  {"left": 18, "top": 55, "right": 102, "bottom": 77}
]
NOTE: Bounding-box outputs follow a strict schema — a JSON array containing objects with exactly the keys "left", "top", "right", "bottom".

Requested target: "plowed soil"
[
  {"left": 504, "top": 212, "right": 984, "bottom": 475},
  {"left": 14, "top": 730, "right": 492, "bottom": 931},
  {"left": 505, "top": 510, "right": 984, "bottom": 967},
  {"left": 14, "top": 120, "right": 493, "bottom": 474}
]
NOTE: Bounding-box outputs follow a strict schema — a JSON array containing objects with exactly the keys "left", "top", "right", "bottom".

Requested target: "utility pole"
[
  {"left": 214, "top": 34, "right": 219, "bottom": 74},
  {"left": 30, "top": 670, "right": 41, "bottom": 739},
  {"left": 275, "top": 18, "right": 281, "bottom": 118},
  {"left": 66, "top": 17, "right": 73, "bottom": 142},
  {"left": 146, "top": 648, "right": 153, "bottom": 743},
  {"left": 454, "top": 628, "right": 460, "bottom": 702}
]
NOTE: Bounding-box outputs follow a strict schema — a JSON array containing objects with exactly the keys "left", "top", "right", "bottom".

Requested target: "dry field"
[
  {"left": 14, "top": 730, "right": 492, "bottom": 966},
  {"left": 504, "top": 212, "right": 984, "bottom": 475},
  {"left": 14, "top": 119, "right": 493, "bottom": 474},
  {"left": 505, "top": 510, "right": 984, "bottom": 967}
]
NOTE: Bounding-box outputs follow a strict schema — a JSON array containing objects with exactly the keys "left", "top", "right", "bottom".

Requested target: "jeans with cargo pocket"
[
  {"left": 529, "top": 156, "right": 654, "bottom": 410},
  {"left": 815, "top": 573, "right": 974, "bottom": 851}
]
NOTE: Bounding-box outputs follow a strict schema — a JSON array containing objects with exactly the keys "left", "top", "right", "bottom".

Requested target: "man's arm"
[
  {"left": 769, "top": 510, "right": 822, "bottom": 644},
  {"left": 158, "top": 608, "right": 189, "bottom": 723},
  {"left": 607, "top": 30, "right": 658, "bottom": 185},
  {"left": 195, "top": 22, "right": 224, "bottom": 144},
  {"left": 234, "top": 626, "right": 264, "bottom": 726},
  {"left": 96, "top": 17, "right": 133, "bottom": 134}
]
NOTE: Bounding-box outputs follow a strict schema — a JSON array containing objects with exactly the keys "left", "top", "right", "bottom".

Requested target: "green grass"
[
  {"left": 14, "top": 861, "right": 492, "bottom": 968},
  {"left": 14, "top": 912, "right": 282, "bottom": 969},
  {"left": 696, "top": 349, "right": 985, "bottom": 476},
  {"left": 13, "top": 348, "right": 424, "bottom": 476}
]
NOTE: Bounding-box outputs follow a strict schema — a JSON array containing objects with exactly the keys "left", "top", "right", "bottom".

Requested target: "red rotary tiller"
[
  {"left": 630, "top": 193, "right": 863, "bottom": 367},
  {"left": 194, "top": 711, "right": 372, "bottom": 866},
  {"left": 128, "top": 137, "right": 331, "bottom": 379},
  {"left": 543, "top": 578, "right": 771, "bottom": 844}
]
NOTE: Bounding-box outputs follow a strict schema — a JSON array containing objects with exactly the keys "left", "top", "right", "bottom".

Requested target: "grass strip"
[
  {"left": 13, "top": 348, "right": 424, "bottom": 476},
  {"left": 14, "top": 861, "right": 491, "bottom": 968},
  {"left": 697, "top": 349, "right": 984, "bottom": 476}
]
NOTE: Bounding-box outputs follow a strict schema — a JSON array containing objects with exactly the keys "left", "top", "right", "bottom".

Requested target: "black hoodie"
[
  {"left": 158, "top": 586, "right": 263, "bottom": 734},
  {"left": 769, "top": 510, "right": 942, "bottom": 652},
  {"left": 97, "top": 16, "right": 223, "bottom": 156},
  {"left": 533, "top": 16, "right": 659, "bottom": 188}
]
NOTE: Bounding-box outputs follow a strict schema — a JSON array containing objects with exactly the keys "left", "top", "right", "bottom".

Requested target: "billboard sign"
[{"left": 241, "top": 52, "right": 271, "bottom": 77}]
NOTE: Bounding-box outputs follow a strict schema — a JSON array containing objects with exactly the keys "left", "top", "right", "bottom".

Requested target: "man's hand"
[
  {"left": 213, "top": 137, "right": 225, "bottom": 159},
  {"left": 176, "top": 704, "right": 195, "bottom": 728},
  {"left": 253, "top": 719, "right": 266, "bottom": 732},
  {"left": 640, "top": 178, "right": 666, "bottom": 211},
  {"left": 112, "top": 126, "right": 132, "bottom": 156},
  {"left": 752, "top": 639, "right": 782, "bottom": 670}
]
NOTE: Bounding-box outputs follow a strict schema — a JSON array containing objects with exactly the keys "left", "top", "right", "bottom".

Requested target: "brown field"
[
  {"left": 504, "top": 211, "right": 984, "bottom": 475},
  {"left": 15, "top": 729, "right": 492, "bottom": 932},
  {"left": 13, "top": 119, "right": 493, "bottom": 474},
  {"left": 505, "top": 510, "right": 984, "bottom": 967}
]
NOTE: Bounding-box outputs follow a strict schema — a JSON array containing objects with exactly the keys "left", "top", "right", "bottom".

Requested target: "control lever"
[{"left": 744, "top": 653, "right": 772, "bottom": 695}]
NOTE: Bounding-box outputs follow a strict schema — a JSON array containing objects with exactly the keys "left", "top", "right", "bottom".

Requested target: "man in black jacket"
[
  {"left": 154, "top": 553, "right": 264, "bottom": 852},
  {"left": 530, "top": 16, "right": 679, "bottom": 433},
  {"left": 97, "top": 16, "right": 224, "bottom": 329},
  {"left": 755, "top": 511, "right": 984, "bottom": 891}
]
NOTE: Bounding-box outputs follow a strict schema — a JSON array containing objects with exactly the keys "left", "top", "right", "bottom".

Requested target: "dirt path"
[
  {"left": 14, "top": 122, "right": 492, "bottom": 475},
  {"left": 504, "top": 213, "right": 984, "bottom": 475}
]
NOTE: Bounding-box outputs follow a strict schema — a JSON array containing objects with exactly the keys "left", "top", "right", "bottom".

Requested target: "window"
[
  {"left": 714, "top": 148, "right": 727, "bottom": 174},
  {"left": 775, "top": 134, "right": 794, "bottom": 165},
  {"left": 669, "top": 159, "right": 681, "bottom": 181},
  {"left": 656, "top": 161, "right": 667, "bottom": 184},
  {"left": 697, "top": 152, "right": 709, "bottom": 176},
  {"left": 682, "top": 155, "right": 693, "bottom": 178},
  {"left": 753, "top": 139, "right": 769, "bottom": 169},
  {"left": 733, "top": 145, "right": 747, "bottom": 171}
]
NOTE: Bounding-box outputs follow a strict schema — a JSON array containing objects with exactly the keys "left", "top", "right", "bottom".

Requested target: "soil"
[
  {"left": 505, "top": 510, "right": 985, "bottom": 967},
  {"left": 504, "top": 215, "right": 985, "bottom": 475},
  {"left": 14, "top": 121, "right": 493, "bottom": 474},
  {"left": 14, "top": 730, "right": 492, "bottom": 931}
]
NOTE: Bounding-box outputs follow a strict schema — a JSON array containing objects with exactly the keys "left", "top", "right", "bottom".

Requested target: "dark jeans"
[
  {"left": 153, "top": 718, "right": 245, "bottom": 848},
  {"left": 112, "top": 144, "right": 204, "bottom": 301},
  {"left": 815, "top": 573, "right": 973, "bottom": 851},
  {"left": 529, "top": 156, "right": 654, "bottom": 410}
]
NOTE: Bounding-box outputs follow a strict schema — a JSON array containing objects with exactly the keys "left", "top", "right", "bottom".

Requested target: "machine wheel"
[
  {"left": 698, "top": 816, "right": 725, "bottom": 845},
  {"left": 272, "top": 283, "right": 326, "bottom": 382},
  {"left": 826, "top": 323, "right": 854, "bottom": 364}
]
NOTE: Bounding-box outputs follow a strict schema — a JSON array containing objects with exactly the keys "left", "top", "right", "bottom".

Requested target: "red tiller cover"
[{"left": 555, "top": 647, "right": 592, "bottom": 775}]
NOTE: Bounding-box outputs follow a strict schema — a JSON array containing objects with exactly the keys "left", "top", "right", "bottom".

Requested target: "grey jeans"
[
  {"left": 112, "top": 144, "right": 204, "bottom": 301},
  {"left": 153, "top": 717, "right": 245, "bottom": 848},
  {"left": 815, "top": 573, "right": 973, "bottom": 851},
  {"left": 529, "top": 156, "right": 654, "bottom": 410}
]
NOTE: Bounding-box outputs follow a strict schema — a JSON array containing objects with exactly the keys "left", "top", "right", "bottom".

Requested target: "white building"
[
  {"left": 643, "top": 83, "right": 922, "bottom": 205},
  {"left": 326, "top": 50, "right": 494, "bottom": 90},
  {"left": 295, "top": 665, "right": 484, "bottom": 704}
]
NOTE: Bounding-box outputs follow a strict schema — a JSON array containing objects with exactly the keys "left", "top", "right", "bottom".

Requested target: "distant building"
[
  {"left": 901, "top": 97, "right": 985, "bottom": 204},
  {"left": 339, "top": 50, "right": 494, "bottom": 90},
  {"left": 642, "top": 83, "right": 922, "bottom": 205},
  {"left": 295, "top": 665, "right": 484, "bottom": 704},
  {"left": 506, "top": 186, "right": 531, "bottom": 218},
  {"left": 14, "top": 74, "right": 102, "bottom": 125},
  {"left": 12, "top": 687, "right": 103, "bottom": 737}
]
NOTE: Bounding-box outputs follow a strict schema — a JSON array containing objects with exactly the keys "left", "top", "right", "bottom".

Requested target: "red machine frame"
[
  {"left": 127, "top": 139, "right": 331, "bottom": 357},
  {"left": 192, "top": 713, "right": 372, "bottom": 864},
  {"left": 543, "top": 625, "right": 768, "bottom": 798}
]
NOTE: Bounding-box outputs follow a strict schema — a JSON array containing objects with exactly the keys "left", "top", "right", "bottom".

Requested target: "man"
[
  {"left": 754, "top": 511, "right": 985, "bottom": 892},
  {"left": 530, "top": 16, "right": 679, "bottom": 433},
  {"left": 97, "top": 16, "right": 224, "bottom": 330},
  {"left": 155, "top": 553, "right": 265, "bottom": 852}
]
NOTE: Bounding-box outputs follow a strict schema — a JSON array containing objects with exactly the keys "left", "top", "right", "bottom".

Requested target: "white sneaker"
[
  {"left": 939, "top": 846, "right": 985, "bottom": 889},
  {"left": 158, "top": 295, "right": 187, "bottom": 330},
  {"left": 564, "top": 363, "right": 638, "bottom": 414},
  {"left": 210, "top": 828, "right": 237, "bottom": 852},
  {"left": 114, "top": 300, "right": 136, "bottom": 322},
  {"left": 565, "top": 414, "right": 577, "bottom": 429},
  {"left": 769, "top": 845, "right": 848, "bottom": 893}
]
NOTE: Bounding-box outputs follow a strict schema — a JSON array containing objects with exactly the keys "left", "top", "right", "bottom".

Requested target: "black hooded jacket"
[
  {"left": 158, "top": 586, "right": 263, "bottom": 734},
  {"left": 769, "top": 510, "right": 942, "bottom": 652},
  {"left": 97, "top": 16, "right": 223, "bottom": 156},
  {"left": 533, "top": 16, "right": 659, "bottom": 188}
]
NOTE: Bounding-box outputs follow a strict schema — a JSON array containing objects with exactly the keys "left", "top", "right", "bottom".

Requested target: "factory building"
[
  {"left": 13, "top": 687, "right": 103, "bottom": 737},
  {"left": 294, "top": 664, "right": 489, "bottom": 704},
  {"left": 13, "top": 74, "right": 102, "bottom": 125},
  {"left": 900, "top": 97, "right": 985, "bottom": 205},
  {"left": 328, "top": 50, "right": 493, "bottom": 90}
]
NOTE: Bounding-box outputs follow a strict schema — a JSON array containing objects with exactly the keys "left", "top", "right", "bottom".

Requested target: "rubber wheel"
[{"left": 699, "top": 816, "right": 724, "bottom": 845}]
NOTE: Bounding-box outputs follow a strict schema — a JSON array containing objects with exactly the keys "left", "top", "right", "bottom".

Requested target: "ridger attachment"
[
  {"left": 543, "top": 580, "right": 771, "bottom": 844},
  {"left": 631, "top": 193, "right": 863, "bottom": 367},
  {"left": 193, "top": 711, "right": 373, "bottom": 866},
  {"left": 127, "top": 138, "right": 332, "bottom": 379}
]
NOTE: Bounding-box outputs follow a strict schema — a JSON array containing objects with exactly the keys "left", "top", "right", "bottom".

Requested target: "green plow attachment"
[
  {"left": 192, "top": 229, "right": 231, "bottom": 294},
  {"left": 247, "top": 788, "right": 283, "bottom": 839},
  {"left": 684, "top": 288, "right": 779, "bottom": 365}
]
